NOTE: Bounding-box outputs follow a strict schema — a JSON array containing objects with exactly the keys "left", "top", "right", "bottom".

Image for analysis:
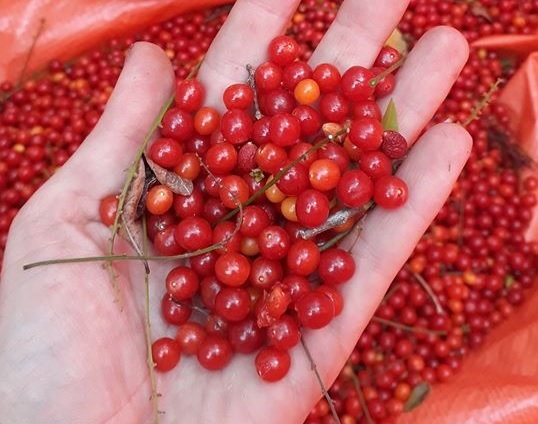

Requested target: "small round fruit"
[
  {"left": 295, "top": 291, "right": 335, "bottom": 329},
  {"left": 374, "top": 175, "right": 408, "bottom": 209},
  {"left": 337, "top": 170, "right": 374, "bottom": 208},
  {"left": 318, "top": 248, "right": 356, "bottom": 285},
  {"left": 152, "top": 337, "right": 181, "bottom": 372},
  {"left": 197, "top": 335, "right": 233, "bottom": 371},
  {"left": 215, "top": 252, "right": 251, "bottom": 287},
  {"left": 255, "top": 346, "right": 291, "bottom": 382}
]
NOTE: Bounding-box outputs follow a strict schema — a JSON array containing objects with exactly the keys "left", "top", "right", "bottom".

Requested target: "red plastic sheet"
[
  {"left": 401, "top": 33, "right": 538, "bottom": 424},
  {"left": 1, "top": 2, "right": 537, "bottom": 423},
  {"left": 0, "top": 0, "right": 232, "bottom": 83}
]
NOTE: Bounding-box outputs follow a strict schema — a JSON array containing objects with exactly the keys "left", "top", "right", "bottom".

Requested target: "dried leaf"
[
  {"left": 385, "top": 28, "right": 409, "bottom": 55},
  {"left": 145, "top": 156, "right": 193, "bottom": 195},
  {"left": 322, "top": 122, "right": 343, "bottom": 139},
  {"left": 382, "top": 99, "right": 399, "bottom": 132},
  {"left": 120, "top": 160, "right": 145, "bottom": 256},
  {"left": 472, "top": 4, "right": 493, "bottom": 22},
  {"left": 404, "top": 383, "right": 430, "bottom": 412}
]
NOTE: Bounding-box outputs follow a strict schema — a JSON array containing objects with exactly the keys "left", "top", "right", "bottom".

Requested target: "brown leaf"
[
  {"left": 472, "top": 4, "right": 493, "bottom": 22},
  {"left": 145, "top": 156, "right": 194, "bottom": 195},
  {"left": 120, "top": 160, "right": 145, "bottom": 256}
]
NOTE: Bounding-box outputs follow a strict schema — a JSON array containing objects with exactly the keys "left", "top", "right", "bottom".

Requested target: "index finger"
[{"left": 197, "top": 0, "right": 301, "bottom": 108}]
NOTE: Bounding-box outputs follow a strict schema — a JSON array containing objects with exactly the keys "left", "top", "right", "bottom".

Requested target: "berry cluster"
[
  {"left": 1, "top": 1, "right": 538, "bottom": 422},
  {"left": 103, "top": 34, "right": 410, "bottom": 381},
  {"left": 0, "top": 10, "right": 227, "bottom": 265},
  {"left": 400, "top": 0, "right": 538, "bottom": 43}
]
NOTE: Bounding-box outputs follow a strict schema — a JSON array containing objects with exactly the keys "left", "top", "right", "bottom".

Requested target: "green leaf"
[
  {"left": 382, "top": 99, "right": 399, "bottom": 132},
  {"left": 404, "top": 382, "right": 430, "bottom": 412}
]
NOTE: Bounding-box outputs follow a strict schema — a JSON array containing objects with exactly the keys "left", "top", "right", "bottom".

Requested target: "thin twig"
[
  {"left": 142, "top": 217, "right": 160, "bottom": 423},
  {"left": 382, "top": 283, "right": 400, "bottom": 303},
  {"left": 411, "top": 271, "right": 445, "bottom": 315},
  {"left": 23, "top": 240, "right": 228, "bottom": 270},
  {"left": 346, "top": 216, "right": 366, "bottom": 254},
  {"left": 318, "top": 228, "right": 353, "bottom": 252},
  {"left": 372, "top": 316, "right": 446, "bottom": 336},
  {"left": 347, "top": 360, "right": 374, "bottom": 424},
  {"left": 460, "top": 78, "right": 503, "bottom": 127},
  {"left": 369, "top": 56, "right": 405, "bottom": 87},
  {"left": 18, "top": 18, "right": 46, "bottom": 86},
  {"left": 301, "top": 337, "right": 341, "bottom": 424}
]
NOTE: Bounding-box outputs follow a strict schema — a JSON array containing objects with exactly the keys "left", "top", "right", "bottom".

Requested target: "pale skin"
[{"left": 0, "top": 0, "right": 472, "bottom": 423}]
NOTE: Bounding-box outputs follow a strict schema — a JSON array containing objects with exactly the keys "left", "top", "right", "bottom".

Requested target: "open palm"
[{"left": 0, "top": 0, "right": 471, "bottom": 423}]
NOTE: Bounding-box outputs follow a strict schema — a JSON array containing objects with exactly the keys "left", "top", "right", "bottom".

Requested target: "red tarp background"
[{"left": 1, "top": 1, "right": 537, "bottom": 422}]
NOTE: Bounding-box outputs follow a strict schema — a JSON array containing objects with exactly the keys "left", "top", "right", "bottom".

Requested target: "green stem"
[
  {"left": 369, "top": 56, "right": 405, "bottom": 87},
  {"left": 23, "top": 240, "right": 226, "bottom": 270},
  {"left": 319, "top": 228, "right": 353, "bottom": 252}
]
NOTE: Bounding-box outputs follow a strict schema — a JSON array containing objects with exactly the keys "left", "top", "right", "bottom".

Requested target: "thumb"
[{"left": 56, "top": 41, "right": 175, "bottom": 198}]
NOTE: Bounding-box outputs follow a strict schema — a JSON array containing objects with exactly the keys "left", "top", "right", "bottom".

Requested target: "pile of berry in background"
[{"left": 1, "top": 0, "right": 538, "bottom": 423}]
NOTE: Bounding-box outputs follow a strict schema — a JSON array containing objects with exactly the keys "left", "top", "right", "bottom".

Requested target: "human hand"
[{"left": 0, "top": 0, "right": 471, "bottom": 423}]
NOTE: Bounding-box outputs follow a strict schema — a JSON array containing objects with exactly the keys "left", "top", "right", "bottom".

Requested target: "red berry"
[
  {"left": 175, "top": 78, "right": 205, "bottom": 112},
  {"left": 268, "top": 35, "right": 300, "bottom": 66},
  {"left": 146, "top": 185, "right": 173, "bottom": 215},
  {"left": 204, "top": 142, "right": 238, "bottom": 175},
  {"left": 161, "top": 107, "right": 194, "bottom": 142},
  {"left": 197, "top": 335, "right": 233, "bottom": 371},
  {"left": 267, "top": 314, "right": 301, "bottom": 350},
  {"left": 161, "top": 294, "right": 192, "bottom": 325},
  {"left": 276, "top": 162, "right": 309, "bottom": 196},
  {"left": 349, "top": 117, "right": 384, "bottom": 151},
  {"left": 176, "top": 322, "right": 206, "bottom": 356},
  {"left": 269, "top": 113, "right": 301, "bottom": 147},
  {"left": 99, "top": 194, "right": 118, "bottom": 226},
  {"left": 358, "top": 150, "right": 393, "bottom": 181},
  {"left": 255, "top": 61, "right": 282, "bottom": 92},
  {"left": 296, "top": 189, "right": 330, "bottom": 228},
  {"left": 228, "top": 317, "right": 265, "bottom": 354},
  {"left": 223, "top": 83, "right": 254, "bottom": 110},
  {"left": 174, "top": 216, "right": 213, "bottom": 251},
  {"left": 152, "top": 337, "right": 181, "bottom": 372},
  {"left": 318, "top": 248, "right": 356, "bottom": 285},
  {"left": 340, "top": 66, "right": 376, "bottom": 101},
  {"left": 312, "top": 63, "right": 341, "bottom": 93},
  {"left": 148, "top": 137, "right": 183, "bottom": 168},
  {"left": 214, "top": 287, "right": 251, "bottom": 322},
  {"left": 166, "top": 265, "right": 200, "bottom": 301},
  {"left": 374, "top": 175, "right": 409, "bottom": 209},
  {"left": 258, "top": 226, "right": 291, "bottom": 260},
  {"left": 295, "top": 291, "right": 335, "bottom": 329},
  {"left": 249, "top": 256, "right": 284, "bottom": 290},
  {"left": 381, "top": 130, "right": 408, "bottom": 159},
  {"left": 287, "top": 239, "right": 320, "bottom": 276},
  {"left": 337, "top": 169, "right": 374, "bottom": 208},
  {"left": 281, "top": 61, "right": 313, "bottom": 90},
  {"left": 255, "top": 346, "right": 291, "bottom": 382},
  {"left": 221, "top": 109, "right": 253, "bottom": 145},
  {"left": 215, "top": 252, "right": 251, "bottom": 287}
]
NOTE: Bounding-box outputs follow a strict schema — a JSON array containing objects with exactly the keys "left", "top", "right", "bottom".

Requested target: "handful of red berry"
[{"left": 100, "top": 35, "right": 409, "bottom": 382}]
